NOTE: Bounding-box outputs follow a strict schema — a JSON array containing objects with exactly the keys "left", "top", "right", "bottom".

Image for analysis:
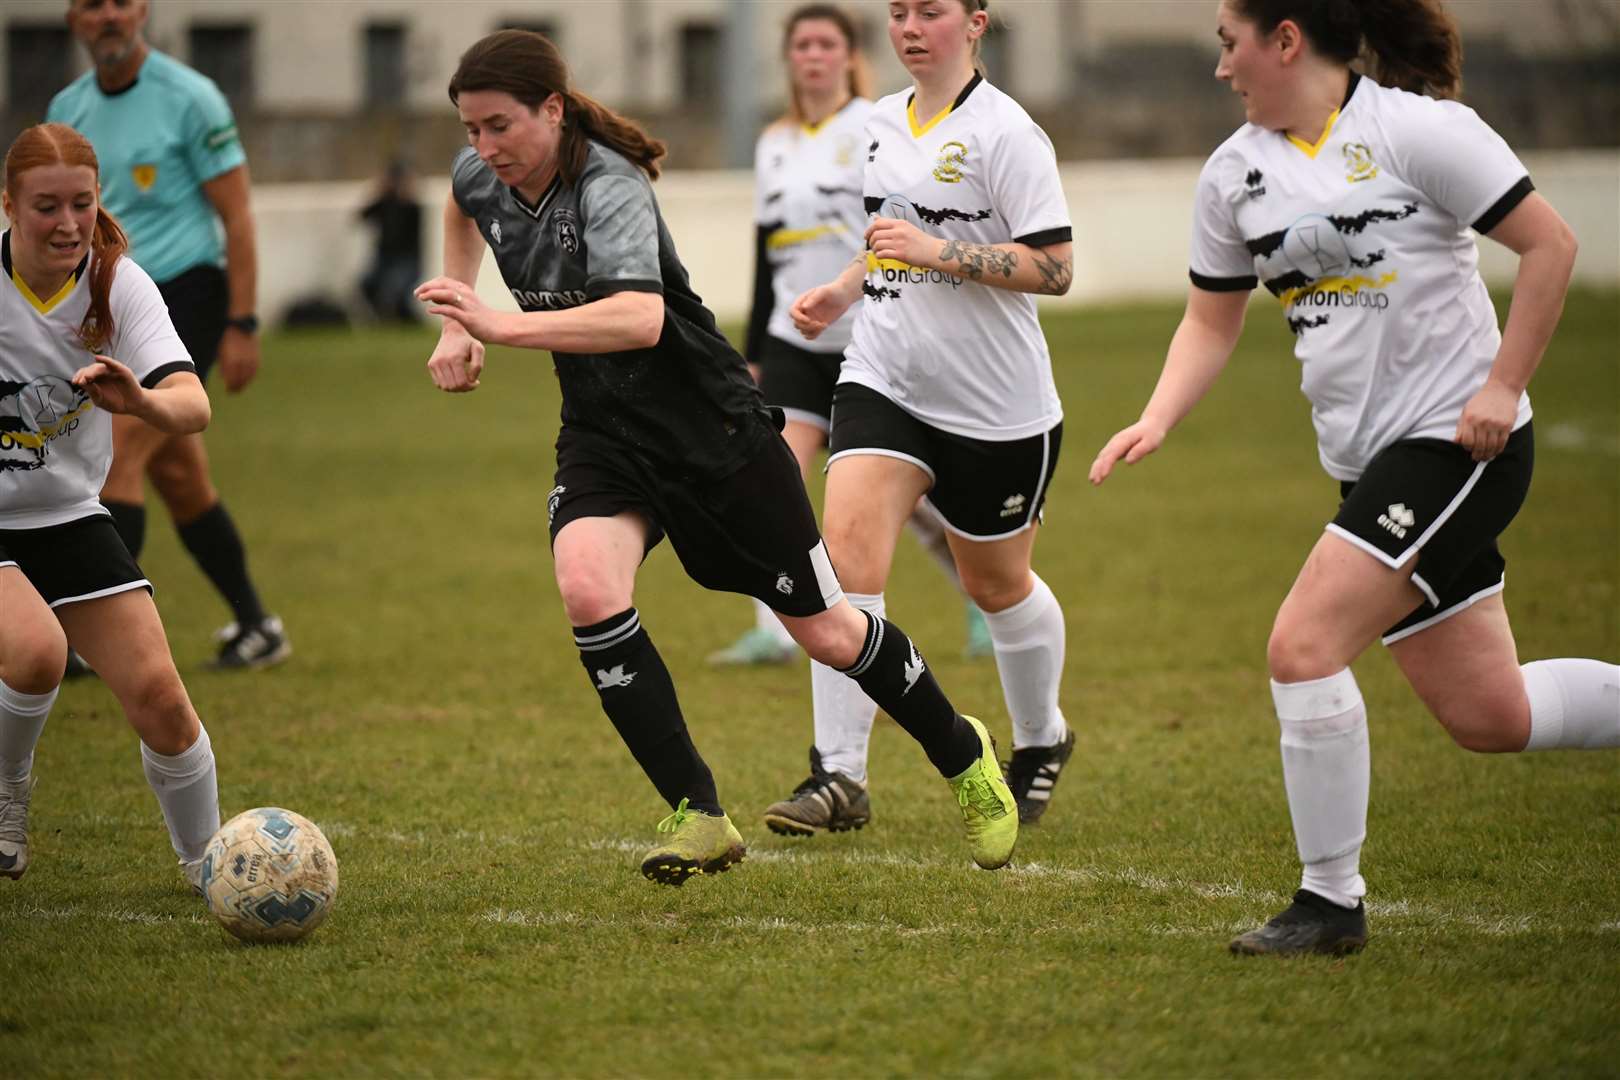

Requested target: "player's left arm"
[
  {"left": 865, "top": 219, "right": 1072, "bottom": 296},
  {"left": 1456, "top": 192, "right": 1579, "bottom": 460},
  {"left": 201, "top": 164, "right": 261, "bottom": 393}
]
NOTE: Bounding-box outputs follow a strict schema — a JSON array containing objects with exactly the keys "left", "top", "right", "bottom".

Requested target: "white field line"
[
  {"left": 9, "top": 903, "right": 210, "bottom": 927},
  {"left": 1544, "top": 421, "right": 1620, "bottom": 457}
]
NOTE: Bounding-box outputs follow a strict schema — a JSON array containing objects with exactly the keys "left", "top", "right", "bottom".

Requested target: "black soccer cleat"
[
  {"left": 1229, "top": 889, "right": 1368, "bottom": 957},
  {"left": 1003, "top": 729, "right": 1076, "bottom": 824}
]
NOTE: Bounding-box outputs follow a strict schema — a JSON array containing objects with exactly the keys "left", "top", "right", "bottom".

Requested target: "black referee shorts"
[
  {"left": 156, "top": 264, "right": 229, "bottom": 383},
  {"left": 1327, "top": 422, "right": 1534, "bottom": 644},
  {"left": 0, "top": 514, "right": 151, "bottom": 608},
  {"left": 755, "top": 335, "right": 843, "bottom": 431},
  {"left": 547, "top": 423, "right": 844, "bottom": 618}
]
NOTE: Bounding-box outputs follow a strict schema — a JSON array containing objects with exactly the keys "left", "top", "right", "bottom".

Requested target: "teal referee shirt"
[{"left": 47, "top": 50, "right": 246, "bottom": 284}]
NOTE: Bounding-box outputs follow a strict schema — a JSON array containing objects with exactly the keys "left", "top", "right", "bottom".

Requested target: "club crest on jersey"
[
  {"left": 488, "top": 219, "right": 503, "bottom": 245},
  {"left": 1344, "top": 142, "right": 1379, "bottom": 183},
  {"left": 933, "top": 141, "right": 968, "bottom": 184},
  {"left": 555, "top": 209, "right": 580, "bottom": 255},
  {"left": 131, "top": 164, "right": 157, "bottom": 192},
  {"left": 834, "top": 134, "right": 858, "bottom": 168}
]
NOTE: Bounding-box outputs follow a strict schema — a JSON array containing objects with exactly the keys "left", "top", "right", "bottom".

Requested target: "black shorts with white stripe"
[
  {"left": 827, "top": 382, "right": 1062, "bottom": 541},
  {"left": 0, "top": 514, "right": 152, "bottom": 608},
  {"left": 755, "top": 334, "right": 843, "bottom": 431},
  {"left": 547, "top": 421, "right": 844, "bottom": 618},
  {"left": 1327, "top": 422, "right": 1534, "bottom": 644}
]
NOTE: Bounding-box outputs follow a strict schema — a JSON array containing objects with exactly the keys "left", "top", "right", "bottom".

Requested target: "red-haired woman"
[{"left": 0, "top": 123, "right": 219, "bottom": 890}]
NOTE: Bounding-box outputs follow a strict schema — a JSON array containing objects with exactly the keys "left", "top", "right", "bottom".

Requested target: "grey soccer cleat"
[
  {"left": 763, "top": 747, "right": 871, "bottom": 837},
  {"left": 1229, "top": 889, "right": 1368, "bottom": 957},
  {"left": 0, "top": 774, "right": 35, "bottom": 880},
  {"left": 210, "top": 615, "right": 292, "bottom": 671}
]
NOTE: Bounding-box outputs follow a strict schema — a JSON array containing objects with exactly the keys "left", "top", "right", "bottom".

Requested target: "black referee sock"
[
  {"left": 575, "top": 608, "right": 722, "bottom": 816},
  {"left": 840, "top": 611, "right": 980, "bottom": 778},
  {"left": 176, "top": 502, "right": 267, "bottom": 628},
  {"left": 104, "top": 500, "right": 147, "bottom": 559}
]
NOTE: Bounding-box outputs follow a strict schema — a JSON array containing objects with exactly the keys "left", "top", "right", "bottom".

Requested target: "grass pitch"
[{"left": 4, "top": 291, "right": 1616, "bottom": 1078}]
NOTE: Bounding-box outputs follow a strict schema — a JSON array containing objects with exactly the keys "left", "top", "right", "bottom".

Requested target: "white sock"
[
  {"left": 1522, "top": 659, "right": 1620, "bottom": 750},
  {"left": 983, "top": 573, "right": 1068, "bottom": 750},
  {"left": 752, "top": 597, "right": 797, "bottom": 649},
  {"left": 810, "top": 591, "right": 882, "bottom": 782},
  {"left": 905, "top": 505, "right": 964, "bottom": 594},
  {"left": 1272, "top": 669, "right": 1369, "bottom": 909},
  {"left": 0, "top": 679, "right": 57, "bottom": 782},
  {"left": 141, "top": 725, "right": 220, "bottom": 863}
]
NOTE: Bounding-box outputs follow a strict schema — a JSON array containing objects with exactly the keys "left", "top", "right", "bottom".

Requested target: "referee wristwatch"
[{"left": 225, "top": 314, "right": 260, "bottom": 334}]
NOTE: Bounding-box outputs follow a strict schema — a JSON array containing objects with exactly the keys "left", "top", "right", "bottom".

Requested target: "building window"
[
  {"left": 363, "top": 22, "right": 407, "bottom": 108},
  {"left": 189, "top": 23, "right": 254, "bottom": 107},
  {"left": 680, "top": 22, "right": 722, "bottom": 106},
  {"left": 6, "top": 23, "right": 73, "bottom": 125}
]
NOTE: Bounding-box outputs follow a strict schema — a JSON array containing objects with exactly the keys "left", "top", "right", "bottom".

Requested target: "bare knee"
[
  {"left": 1267, "top": 626, "right": 1345, "bottom": 684},
  {"left": 122, "top": 668, "right": 197, "bottom": 753},
  {"left": 555, "top": 567, "right": 632, "bottom": 627},
  {"left": 1, "top": 630, "right": 68, "bottom": 696},
  {"left": 787, "top": 606, "right": 867, "bottom": 669},
  {"left": 958, "top": 566, "right": 1031, "bottom": 615}
]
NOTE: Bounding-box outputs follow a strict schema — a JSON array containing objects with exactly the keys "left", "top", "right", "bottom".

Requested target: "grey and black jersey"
[{"left": 452, "top": 141, "right": 768, "bottom": 477}]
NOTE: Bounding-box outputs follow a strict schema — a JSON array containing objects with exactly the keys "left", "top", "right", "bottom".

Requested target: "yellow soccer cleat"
[
  {"left": 947, "top": 716, "right": 1018, "bottom": 869},
  {"left": 640, "top": 798, "right": 747, "bottom": 886}
]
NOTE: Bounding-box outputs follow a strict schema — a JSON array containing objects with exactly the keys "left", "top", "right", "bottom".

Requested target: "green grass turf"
[{"left": 4, "top": 291, "right": 1616, "bottom": 1078}]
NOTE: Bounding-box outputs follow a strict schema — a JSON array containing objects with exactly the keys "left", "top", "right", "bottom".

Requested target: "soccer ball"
[{"left": 200, "top": 807, "right": 339, "bottom": 943}]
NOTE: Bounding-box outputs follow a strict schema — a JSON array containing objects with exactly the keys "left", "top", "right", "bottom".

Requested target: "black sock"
[
  {"left": 103, "top": 500, "right": 147, "bottom": 559},
  {"left": 575, "top": 608, "right": 721, "bottom": 815},
  {"left": 840, "top": 612, "right": 979, "bottom": 778},
  {"left": 177, "top": 502, "right": 267, "bottom": 627}
]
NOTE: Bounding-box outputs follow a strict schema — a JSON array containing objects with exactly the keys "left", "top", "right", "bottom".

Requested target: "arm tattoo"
[
  {"left": 938, "top": 239, "right": 1017, "bottom": 281},
  {"left": 1031, "top": 248, "right": 1073, "bottom": 296}
]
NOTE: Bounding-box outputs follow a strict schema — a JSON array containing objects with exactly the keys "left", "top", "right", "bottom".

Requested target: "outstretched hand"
[
  {"left": 71, "top": 354, "right": 145, "bottom": 417},
  {"left": 1088, "top": 420, "right": 1168, "bottom": 486}
]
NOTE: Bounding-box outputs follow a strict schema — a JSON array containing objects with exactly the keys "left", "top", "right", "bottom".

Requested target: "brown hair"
[
  {"left": 449, "top": 30, "right": 667, "bottom": 182},
  {"left": 1231, "top": 0, "right": 1462, "bottom": 99},
  {"left": 780, "top": 5, "right": 874, "bottom": 126},
  {"left": 4, "top": 123, "right": 127, "bottom": 350}
]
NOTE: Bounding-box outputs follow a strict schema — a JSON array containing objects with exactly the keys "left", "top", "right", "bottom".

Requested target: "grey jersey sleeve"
[
  {"left": 450, "top": 147, "right": 487, "bottom": 219},
  {"left": 579, "top": 172, "right": 663, "bottom": 298}
]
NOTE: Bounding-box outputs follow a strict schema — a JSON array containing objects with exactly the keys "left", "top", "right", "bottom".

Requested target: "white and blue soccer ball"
[{"left": 200, "top": 807, "right": 339, "bottom": 943}]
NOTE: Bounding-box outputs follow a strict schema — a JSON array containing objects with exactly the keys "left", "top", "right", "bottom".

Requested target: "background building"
[{"left": 4, "top": 0, "right": 1617, "bottom": 179}]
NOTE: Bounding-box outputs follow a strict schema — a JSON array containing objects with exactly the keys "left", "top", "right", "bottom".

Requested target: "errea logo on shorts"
[
  {"left": 1378, "top": 502, "right": 1416, "bottom": 539},
  {"left": 1000, "top": 494, "right": 1027, "bottom": 518}
]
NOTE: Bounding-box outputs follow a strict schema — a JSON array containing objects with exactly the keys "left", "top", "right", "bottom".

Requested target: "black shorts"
[
  {"left": 755, "top": 335, "right": 843, "bottom": 431},
  {"left": 157, "top": 264, "right": 229, "bottom": 383},
  {"left": 0, "top": 514, "right": 151, "bottom": 608},
  {"left": 827, "top": 382, "right": 1062, "bottom": 540},
  {"left": 1327, "top": 422, "right": 1534, "bottom": 644},
  {"left": 546, "top": 424, "right": 844, "bottom": 617}
]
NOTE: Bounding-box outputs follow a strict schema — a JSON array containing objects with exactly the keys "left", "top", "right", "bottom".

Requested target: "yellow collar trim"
[
  {"left": 1287, "top": 108, "right": 1340, "bottom": 159},
  {"left": 11, "top": 268, "right": 78, "bottom": 315},
  {"left": 907, "top": 97, "right": 954, "bottom": 138}
]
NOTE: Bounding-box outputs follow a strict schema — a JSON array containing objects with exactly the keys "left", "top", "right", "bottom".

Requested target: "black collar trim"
[
  {"left": 510, "top": 173, "right": 563, "bottom": 220},
  {"left": 1342, "top": 71, "right": 1362, "bottom": 111},
  {"left": 906, "top": 72, "right": 984, "bottom": 116}
]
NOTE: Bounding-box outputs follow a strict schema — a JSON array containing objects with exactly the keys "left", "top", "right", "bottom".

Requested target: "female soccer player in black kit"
[{"left": 415, "top": 30, "right": 1018, "bottom": 884}]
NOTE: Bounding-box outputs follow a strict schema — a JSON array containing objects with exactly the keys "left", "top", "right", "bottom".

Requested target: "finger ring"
[{"left": 453, "top": 292, "right": 462, "bottom": 305}]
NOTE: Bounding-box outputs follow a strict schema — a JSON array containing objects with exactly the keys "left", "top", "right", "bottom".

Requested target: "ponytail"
[
  {"left": 560, "top": 89, "right": 667, "bottom": 184},
  {"left": 1232, "top": 0, "right": 1462, "bottom": 99},
  {"left": 82, "top": 206, "right": 128, "bottom": 351},
  {"left": 3, "top": 122, "right": 125, "bottom": 349}
]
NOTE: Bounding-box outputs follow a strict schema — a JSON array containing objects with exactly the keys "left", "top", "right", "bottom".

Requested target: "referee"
[{"left": 48, "top": 0, "right": 287, "bottom": 670}]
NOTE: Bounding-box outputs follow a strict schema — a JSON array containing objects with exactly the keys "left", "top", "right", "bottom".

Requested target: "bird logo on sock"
[
  {"left": 902, "top": 641, "right": 924, "bottom": 695},
  {"left": 595, "top": 665, "right": 637, "bottom": 689}
]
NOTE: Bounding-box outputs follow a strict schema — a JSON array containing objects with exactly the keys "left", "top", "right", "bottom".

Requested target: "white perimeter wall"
[{"left": 5, "top": 153, "right": 1614, "bottom": 325}]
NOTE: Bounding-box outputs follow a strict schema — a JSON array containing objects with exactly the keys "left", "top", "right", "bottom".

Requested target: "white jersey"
[
  {"left": 0, "top": 232, "right": 192, "bottom": 529},
  {"left": 1190, "top": 75, "right": 1533, "bottom": 481},
  {"left": 754, "top": 98, "right": 872, "bottom": 354},
  {"left": 842, "top": 76, "right": 1069, "bottom": 441}
]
